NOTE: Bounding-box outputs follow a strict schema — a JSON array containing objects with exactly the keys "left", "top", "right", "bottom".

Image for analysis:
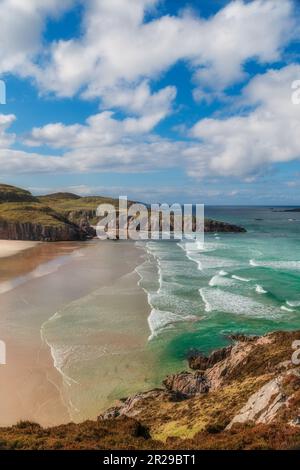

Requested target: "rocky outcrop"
[
  {"left": 204, "top": 219, "right": 246, "bottom": 233},
  {"left": 163, "top": 371, "right": 210, "bottom": 397},
  {"left": 227, "top": 369, "right": 300, "bottom": 429},
  {"left": 188, "top": 345, "right": 232, "bottom": 370}
]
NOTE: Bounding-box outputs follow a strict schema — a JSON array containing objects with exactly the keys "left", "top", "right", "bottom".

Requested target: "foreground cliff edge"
[
  {"left": 0, "top": 330, "right": 300, "bottom": 450},
  {"left": 0, "top": 184, "right": 246, "bottom": 241}
]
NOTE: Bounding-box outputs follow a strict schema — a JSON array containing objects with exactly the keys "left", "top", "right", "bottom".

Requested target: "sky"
[{"left": 1, "top": 0, "right": 300, "bottom": 204}]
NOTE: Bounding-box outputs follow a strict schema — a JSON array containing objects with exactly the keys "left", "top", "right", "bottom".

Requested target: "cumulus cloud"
[
  {"left": 25, "top": 87, "right": 176, "bottom": 149},
  {"left": 1, "top": 1, "right": 300, "bottom": 184},
  {"left": 0, "top": 111, "right": 183, "bottom": 175},
  {"left": 3, "top": 64, "right": 300, "bottom": 180},
  {"left": 30, "top": 0, "right": 296, "bottom": 102},
  {"left": 0, "top": 0, "right": 295, "bottom": 106},
  {"left": 0, "top": 114, "right": 16, "bottom": 148},
  {"left": 190, "top": 64, "right": 300, "bottom": 177},
  {"left": 0, "top": 0, "right": 75, "bottom": 75}
]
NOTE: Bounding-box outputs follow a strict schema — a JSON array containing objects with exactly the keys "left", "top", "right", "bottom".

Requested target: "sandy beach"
[
  {"left": 0, "top": 240, "right": 39, "bottom": 259},
  {"left": 0, "top": 240, "right": 151, "bottom": 426}
]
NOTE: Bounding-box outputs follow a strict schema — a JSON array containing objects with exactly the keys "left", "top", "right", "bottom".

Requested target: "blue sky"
[{"left": 1, "top": 0, "right": 300, "bottom": 204}]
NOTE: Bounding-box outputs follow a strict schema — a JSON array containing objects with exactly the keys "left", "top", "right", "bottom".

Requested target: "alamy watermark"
[
  {"left": 96, "top": 196, "right": 204, "bottom": 242},
  {"left": 0, "top": 79, "right": 6, "bottom": 104}
]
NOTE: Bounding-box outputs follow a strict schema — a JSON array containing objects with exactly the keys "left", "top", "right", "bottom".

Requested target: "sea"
[{"left": 136, "top": 206, "right": 300, "bottom": 356}]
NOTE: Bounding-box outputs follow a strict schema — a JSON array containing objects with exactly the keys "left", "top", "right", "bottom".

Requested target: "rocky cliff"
[
  {"left": 1, "top": 330, "right": 299, "bottom": 450},
  {"left": 0, "top": 220, "right": 87, "bottom": 242}
]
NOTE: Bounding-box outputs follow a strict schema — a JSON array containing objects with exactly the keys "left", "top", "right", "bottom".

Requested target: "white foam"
[
  {"left": 199, "top": 287, "right": 277, "bottom": 318},
  {"left": 209, "top": 275, "right": 235, "bottom": 287},
  {"left": 255, "top": 284, "right": 267, "bottom": 294},
  {"left": 232, "top": 275, "right": 252, "bottom": 282},
  {"left": 281, "top": 305, "right": 294, "bottom": 312},
  {"left": 148, "top": 309, "right": 198, "bottom": 340},
  {"left": 250, "top": 260, "right": 300, "bottom": 270},
  {"left": 188, "top": 254, "right": 239, "bottom": 271},
  {"left": 286, "top": 300, "right": 300, "bottom": 307},
  {"left": 219, "top": 270, "right": 228, "bottom": 276}
]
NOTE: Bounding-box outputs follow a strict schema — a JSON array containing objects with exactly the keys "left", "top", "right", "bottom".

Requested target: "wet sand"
[
  {"left": 0, "top": 240, "right": 39, "bottom": 259},
  {"left": 0, "top": 240, "right": 150, "bottom": 426}
]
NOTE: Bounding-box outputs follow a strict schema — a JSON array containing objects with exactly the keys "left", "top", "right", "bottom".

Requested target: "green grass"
[
  {"left": 0, "top": 203, "right": 68, "bottom": 227},
  {"left": 0, "top": 183, "right": 37, "bottom": 203}
]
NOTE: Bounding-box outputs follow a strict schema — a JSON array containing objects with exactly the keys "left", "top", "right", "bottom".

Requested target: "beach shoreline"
[
  {"left": 0, "top": 240, "right": 39, "bottom": 259},
  {"left": 0, "top": 240, "right": 151, "bottom": 427}
]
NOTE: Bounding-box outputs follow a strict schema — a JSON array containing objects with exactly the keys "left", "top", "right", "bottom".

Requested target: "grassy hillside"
[
  {"left": 0, "top": 202, "right": 70, "bottom": 227},
  {"left": 0, "top": 185, "right": 122, "bottom": 229},
  {"left": 0, "top": 184, "right": 36, "bottom": 203}
]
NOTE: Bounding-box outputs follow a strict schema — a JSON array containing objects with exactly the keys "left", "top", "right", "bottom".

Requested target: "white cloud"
[
  {"left": 1, "top": 0, "right": 295, "bottom": 105},
  {"left": 1, "top": 1, "right": 300, "bottom": 184},
  {"left": 0, "top": 111, "right": 183, "bottom": 175},
  {"left": 25, "top": 87, "right": 176, "bottom": 149},
  {"left": 0, "top": 0, "right": 75, "bottom": 75},
  {"left": 190, "top": 64, "right": 300, "bottom": 177},
  {"left": 0, "top": 114, "right": 16, "bottom": 148}
]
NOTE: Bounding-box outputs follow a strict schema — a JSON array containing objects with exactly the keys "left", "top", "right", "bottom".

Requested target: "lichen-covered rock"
[{"left": 227, "top": 369, "right": 300, "bottom": 429}]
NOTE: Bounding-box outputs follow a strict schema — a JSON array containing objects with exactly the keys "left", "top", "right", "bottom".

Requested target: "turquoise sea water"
[{"left": 137, "top": 206, "right": 300, "bottom": 365}]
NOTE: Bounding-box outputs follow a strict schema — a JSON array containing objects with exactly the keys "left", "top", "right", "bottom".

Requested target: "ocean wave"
[
  {"left": 249, "top": 259, "right": 300, "bottom": 270},
  {"left": 255, "top": 284, "right": 267, "bottom": 294},
  {"left": 281, "top": 305, "right": 294, "bottom": 312},
  {"left": 148, "top": 308, "right": 198, "bottom": 340},
  {"left": 231, "top": 275, "right": 252, "bottom": 282},
  {"left": 186, "top": 254, "right": 239, "bottom": 271},
  {"left": 209, "top": 275, "right": 235, "bottom": 287},
  {"left": 199, "top": 287, "right": 278, "bottom": 318},
  {"left": 286, "top": 300, "right": 300, "bottom": 307}
]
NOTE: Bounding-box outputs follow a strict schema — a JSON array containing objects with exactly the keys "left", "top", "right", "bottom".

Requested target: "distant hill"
[{"left": 0, "top": 184, "right": 37, "bottom": 203}]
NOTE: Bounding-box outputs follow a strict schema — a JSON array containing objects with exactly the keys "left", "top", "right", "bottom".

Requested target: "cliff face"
[
  {"left": 0, "top": 220, "right": 86, "bottom": 242},
  {"left": 0, "top": 185, "right": 96, "bottom": 242},
  {"left": 1, "top": 330, "right": 299, "bottom": 450}
]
